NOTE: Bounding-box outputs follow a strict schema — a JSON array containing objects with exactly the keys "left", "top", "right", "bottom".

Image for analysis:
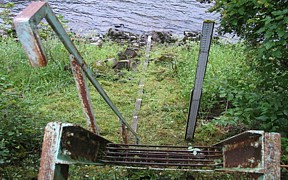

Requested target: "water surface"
[{"left": 9, "top": 0, "right": 219, "bottom": 36}]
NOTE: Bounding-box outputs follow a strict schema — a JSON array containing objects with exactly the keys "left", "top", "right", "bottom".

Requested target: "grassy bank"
[{"left": 0, "top": 36, "right": 286, "bottom": 178}]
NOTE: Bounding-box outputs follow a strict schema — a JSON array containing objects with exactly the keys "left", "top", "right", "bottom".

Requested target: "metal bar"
[
  {"left": 106, "top": 147, "right": 222, "bottom": 154},
  {"left": 119, "top": 119, "right": 128, "bottom": 144},
  {"left": 13, "top": 1, "right": 140, "bottom": 143},
  {"left": 104, "top": 156, "right": 218, "bottom": 163},
  {"left": 185, "top": 21, "right": 214, "bottom": 140},
  {"left": 123, "top": 166, "right": 215, "bottom": 172},
  {"left": 101, "top": 160, "right": 222, "bottom": 167},
  {"left": 70, "top": 55, "right": 98, "bottom": 134},
  {"left": 108, "top": 143, "right": 222, "bottom": 149},
  {"left": 263, "top": 132, "right": 281, "bottom": 179},
  {"left": 13, "top": 2, "right": 48, "bottom": 67},
  {"left": 105, "top": 151, "right": 222, "bottom": 158},
  {"left": 214, "top": 130, "right": 281, "bottom": 179}
]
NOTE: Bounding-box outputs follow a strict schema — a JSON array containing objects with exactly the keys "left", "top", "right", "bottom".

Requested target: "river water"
[{"left": 8, "top": 0, "right": 219, "bottom": 36}]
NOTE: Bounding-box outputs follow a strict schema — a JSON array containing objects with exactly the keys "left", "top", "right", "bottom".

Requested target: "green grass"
[{"left": 1, "top": 36, "right": 286, "bottom": 179}]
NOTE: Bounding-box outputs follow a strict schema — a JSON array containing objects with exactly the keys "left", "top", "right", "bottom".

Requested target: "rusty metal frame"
[
  {"left": 13, "top": 1, "right": 139, "bottom": 143},
  {"left": 39, "top": 122, "right": 281, "bottom": 179},
  {"left": 70, "top": 55, "right": 99, "bottom": 134},
  {"left": 214, "top": 130, "right": 281, "bottom": 179},
  {"left": 38, "top": 122, "right": 111, "bottom": 179}
]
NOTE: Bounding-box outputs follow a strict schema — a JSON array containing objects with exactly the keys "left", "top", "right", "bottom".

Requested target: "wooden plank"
[{"left": 130, "top": 36, "right": 152, "bottom": 143}]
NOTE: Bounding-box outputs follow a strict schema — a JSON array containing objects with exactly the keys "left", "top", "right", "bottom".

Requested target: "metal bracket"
[
  {"left": 214, "top": 130, "right": 281, "bottom": 179},
  {"left": 38, "top": 122, "right": 111, "bottom": 179}
]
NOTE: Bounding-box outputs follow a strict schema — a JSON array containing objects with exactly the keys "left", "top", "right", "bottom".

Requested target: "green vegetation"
[
  {"left": 1, "top": 1, "right": 287, "bottom": 178},
  {"left": 1, "top": 34, "right": 281, "bottom": 178},
  {"left": 210, "top": 1, "right": 288, "bottom": 176}
]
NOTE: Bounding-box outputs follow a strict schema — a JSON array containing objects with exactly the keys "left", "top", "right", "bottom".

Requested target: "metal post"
[
  {"left": 263, "top": 133, "right": 281, "bottom": 179},
  {"left": 214, "top": 130, "right": 281, "bottom": 179},
  {"left": 185, "top": 21, "right": 214, "bottom": 140},
  {"left": 119, "top": 119, "right": 128, "bottom": 144},
  {"left": 70, "top": 55, "right": 99, "bottom": 134},
  {"left": 38, "top": 122, "right": 69, "bottom": 180}
]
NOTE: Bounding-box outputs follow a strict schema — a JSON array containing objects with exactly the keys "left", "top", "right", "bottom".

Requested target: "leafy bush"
[
  {"left": 210, "top": 0, "right": 288, "bottom": 69},
  {"left": 210, "top": 0, "right": 288, "bottom": 173}
]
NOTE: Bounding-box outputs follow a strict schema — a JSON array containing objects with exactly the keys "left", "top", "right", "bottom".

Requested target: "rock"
[
  {"left": 131, "top": 60, "right": 139, "bottom": 71},
  {"left": 197, "top": 0, "right": 213, "bottom": 3},
  {"left": 104, "top": 58, "right": 118, "bottom": 68},
  {"left": 158, "top": 54, "right": 174, "bottom": 62},
  {"left": 106, "top": 27, "right": 139, "bottom": 44},
  {"left": 183, "top": 31, "right": 201, "bottom": 42},
  {"left": 92, "top": 58, "right": 118, "bottom": 72},
  {"left": 118, "top": 47, "right": 138, "bottom": 60},
  {"left": 118, "top": 51, "right": 127, "bottom": 60},
  {"left": 114, "top": 24, "right": 125, "bottom": 29},
  {"left": 90, "top": 37, "right": 103, "bottom": 48},
  {"left": 141, "top": 31, "right": 176, "bottom": 44},
  {"left": 113, "top": 60, "right": 132, "bottom": 70},
  {"left": 124, "top": 48, "right": 138, "bottom": 58}
]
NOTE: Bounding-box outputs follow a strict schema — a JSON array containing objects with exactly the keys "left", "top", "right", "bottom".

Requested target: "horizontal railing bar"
[
  {"left": 101, "top": 160, "right": 223, "bottom": 167},
  {"left": 105, "top": 151, "right": 222, "bottom": 158},
  {"left": 108, "top": 143, "right": 216, "bottom": 148},
  {"left": 104, "top": 156, "right": 218, "bottom": 163},
  {"left": 106, "top": 147, "right": 222, "bottom": 154},
  {"left": 108, "top": 143, "right": 222, "bottom": 149}
]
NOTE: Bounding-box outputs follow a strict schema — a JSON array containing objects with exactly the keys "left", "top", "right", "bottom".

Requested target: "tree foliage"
[
  {"left": 210, "top": 0, "right": 288, "bottom": 174},
  {"left": 210, "top": 0, "right": 288, "bottom": 69}
]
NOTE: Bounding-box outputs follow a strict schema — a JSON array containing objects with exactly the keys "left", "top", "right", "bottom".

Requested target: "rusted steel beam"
[
  {"left": 121, "top": 122, "right": 128, "bottom": 144},
  {"left": 58, "top": 125, "right": 111, "bottom": 164},
  {"left": 100, "top": 160, "right": 222, "bottom": 168},
  {"left": 38, "top": 122, "right": 112, "bottom": 179},
  {"left": 13, "top": 2, "right": 48, "bottom": 67},
  {"left": 214, "top": 130, "right": 281, "bottom": 179},
  {"left": 70, "top": 55, "right": 99, "bottom": 134},
  {"left": 38, "top": 122, "right": 70, "bottom": 180},
  {"left": 263, "top": 133, "right": 281, "bottom": 179},
  {"left": 109, "top": 143, "right": 222, "bottom": 149}
]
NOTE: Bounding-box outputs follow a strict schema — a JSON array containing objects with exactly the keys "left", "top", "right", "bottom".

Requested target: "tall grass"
[{"left": 1, "top": 36, "right": 285, "bottom": 178}]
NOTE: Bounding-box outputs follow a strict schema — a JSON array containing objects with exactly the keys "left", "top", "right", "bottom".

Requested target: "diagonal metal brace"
[{"left": 14, "top": 1, "right": 140, "bottom": 144}]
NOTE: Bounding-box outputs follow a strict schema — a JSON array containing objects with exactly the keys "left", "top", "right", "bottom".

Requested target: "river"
[{"left": 7, "top": 0, "right": 219, "bottom": 36}]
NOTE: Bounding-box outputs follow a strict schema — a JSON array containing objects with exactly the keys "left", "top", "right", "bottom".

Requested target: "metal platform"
[
  {"left": 37, "top": 122, "right": 280, "bottom": 179},
  {"left": 102, "top": 143, "right": 222, "bottom": 169}
]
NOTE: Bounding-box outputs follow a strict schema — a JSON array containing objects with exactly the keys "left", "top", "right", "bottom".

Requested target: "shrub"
[{"left": 210, "top": 0, "right": 288, "bottom": 174}]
